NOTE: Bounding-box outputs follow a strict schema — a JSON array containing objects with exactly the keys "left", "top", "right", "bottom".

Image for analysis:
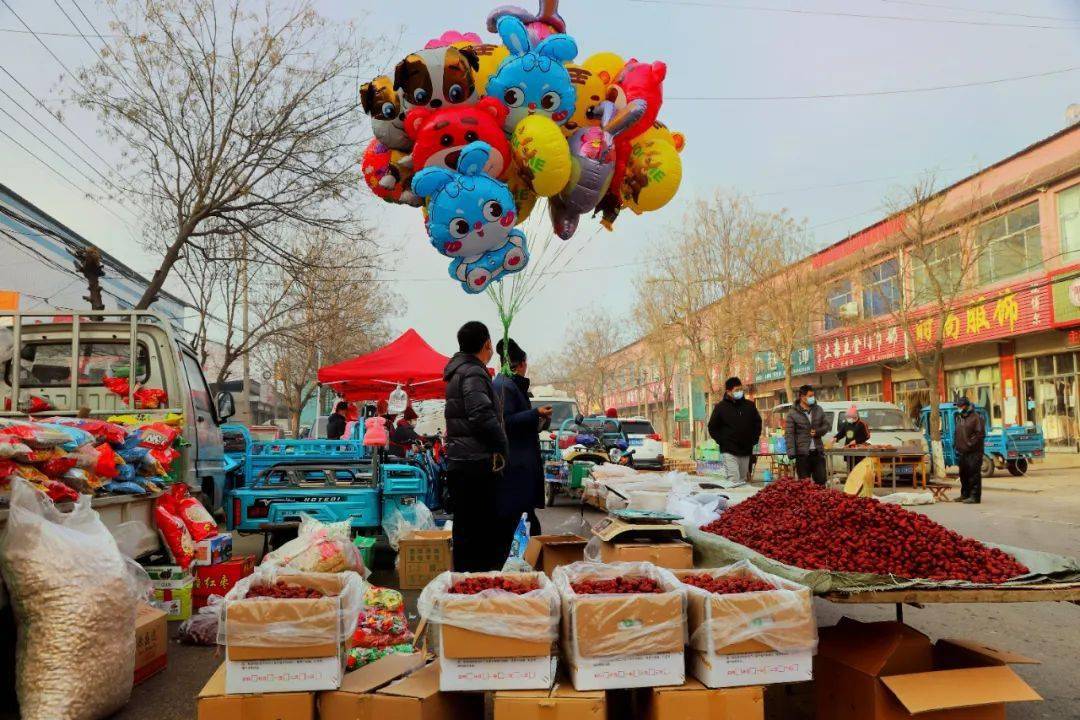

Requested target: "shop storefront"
[
  {"left": 947, "top": 364, "right": 1003, "bottom": 425},
  {"left": 893, "top": 379, "right": 931, "bottom": 424},
  {"left": 1020, "top": 351, "right": 1079, "bottom": 451}
]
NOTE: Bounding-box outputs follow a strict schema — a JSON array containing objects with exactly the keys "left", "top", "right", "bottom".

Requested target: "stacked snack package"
[
  {"left": 153, "top": 485, "right": 217, "bottom": 569},
  {"left": 346, "top": 586, "right": 416, "bottom": 670}
]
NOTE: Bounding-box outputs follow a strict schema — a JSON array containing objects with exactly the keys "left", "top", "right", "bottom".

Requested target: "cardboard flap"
[
  {"left": 199, "top": 665, "right": 227, "bottom": 699},
  {"left": 817, "top": 619, "right": 930, "bottom": 676},
  {"left": 592, "top": 518, "right": 685, "bottom": 542},
  {"left": 882, "top": 666, "right": 1042, "bottom": 713},
  {"left": 377, "top": 661, "right": 441, "bottom": 700},
  {"left": 337, "top": 652, "right": 425, "bottom": 694},
  {"left": 937, "top": 639, "right": 1041, "bottom": 666},
  {"left": 402, "top": 530, "right": 451, "bottom": 542}
]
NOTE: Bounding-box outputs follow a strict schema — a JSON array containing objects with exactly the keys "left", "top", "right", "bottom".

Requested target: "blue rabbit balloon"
[
  {"left": 485, "top": 15, "right": 578, "bottom": 134},
  {"left": 412, "top": 141, "right": 530, "bottom": 294}
]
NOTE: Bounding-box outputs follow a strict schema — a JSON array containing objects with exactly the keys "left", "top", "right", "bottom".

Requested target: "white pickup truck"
[{"left": 0, "top": 310, "right": 236, "bottom": 552}]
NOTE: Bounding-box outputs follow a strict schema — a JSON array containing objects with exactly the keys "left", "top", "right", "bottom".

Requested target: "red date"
[
  {"left": 701, "top": 479, "right": 1028, "bottom": 584},
  {"left": 682, "top": 574, "right": 776, "bottom": 594},
  {"left": 570, "top": 577, "right": 663, "bottom": 594},
  {"left": 245, "top": 581, "right": 325, "bottom": 599},
  {"left": 447, "top": 576, "right": 539, "bottom": 595}
]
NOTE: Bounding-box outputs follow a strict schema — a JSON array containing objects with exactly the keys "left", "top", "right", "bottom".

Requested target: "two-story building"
[{"left": 602, "top": 122, "right": 1080, "bottom": 452}]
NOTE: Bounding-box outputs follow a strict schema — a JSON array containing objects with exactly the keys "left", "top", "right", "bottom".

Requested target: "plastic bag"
[
  {"left": 0, "top": 480, "right": 143, "bottom": 719},
  {"left": 43, "top": 418, "right": 127, "bottom": 445},
  {"left": 418, "top": 569, "right": 560, "bottom": 644},
  {"left": 0, "top": 419, "right": 71, "bottom": 448},
  {"left": 262, "top": 515, "right": 367, "bottom": 575},
  {"left": 217, "top": 566, "right": 366, "bottom": 649},
  {"left": 40, "top": 455, "right": 78, "bottom": 478},
  {"left": 177, "top": 596, "right": 222, "bottom": 646},
  {"left": 880, "top": 491, "right": 935, "bottom": 506},
  {"left": 667, "top": 492, "right": 726, "bottom": 528},
  {"left": 680, "top": 560, "right": 817, "bottom": 655},
  {"left": 501, "top": 513, "right": 532, "bottom": 572},
  {"left": 36, "top": 422, "right": 94, "bottom": 451},
  {"left": 552, "top": 561, "right": 686, "bottom": 659},
  {"left": 381, "top": 501, "right": 435, "bottom": 551},
  {"left": 164, "top": 484, "right": 217, "bottom": 541},
  {"left": 112, "top": 520, "right": 158, "bottom": 559},
  {"left": 154, "top": 500, "right": 195, "bottom": 569},
  {"left": 0, "top": 436, "right": 32, "bottom": 459}
]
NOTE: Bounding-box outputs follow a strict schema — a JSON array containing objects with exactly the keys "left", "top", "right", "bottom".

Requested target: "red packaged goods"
[
  {"left": 570, "top": 576, "right": 664, "bottom": 594},
  {"left": 681, "top": 574, "right": 776, "bottom": 594},
  {"left": 701, "top": 479, "right": 1029, "bottom": 583},
  {"left": 40, "top": 456, "right": 78, "bottom": 478},
  {"left": 193, "top": 556, "right": 255, "bottom": 609},
  {"left": 138, "top": 423, "right": 181, "bottom": 470},
  {"left": 94, "top": 444, "right": 120, "bottom": 479},
  {"left": 154, "top": 502, "right": 195, "bottom": 569},
  {"left": 244, "top": 580, "right": 325, "bottom": 599},
  {"left": 48, "top": 418, "right": 128, "bottom": 445},
  {"left": 103, "top": 377, "right": 169, "bottom": 409},
  {"left": 447, "top": 575, "right": 540, "bottom": 595},
  {"left": 165, "top": 484, "right": 217, "bottom": 541}
]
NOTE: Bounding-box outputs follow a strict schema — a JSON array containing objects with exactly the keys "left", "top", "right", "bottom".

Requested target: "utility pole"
[{"left": 241, "top": 235, "right": 252, "bottom": 424}]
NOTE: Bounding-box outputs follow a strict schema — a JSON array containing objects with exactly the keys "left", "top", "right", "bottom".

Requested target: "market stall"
[{"left": 316, "top": 328, "right": 452, "bottom": 401}]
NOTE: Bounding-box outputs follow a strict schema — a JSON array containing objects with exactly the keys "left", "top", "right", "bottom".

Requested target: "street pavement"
[{"left": 67, "top": 461, "right": 1080, "bottom": 718}]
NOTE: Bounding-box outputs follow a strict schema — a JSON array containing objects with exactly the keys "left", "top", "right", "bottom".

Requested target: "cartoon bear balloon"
[{"left": 412, "top": 141, "right": 529, "bottom": 294}]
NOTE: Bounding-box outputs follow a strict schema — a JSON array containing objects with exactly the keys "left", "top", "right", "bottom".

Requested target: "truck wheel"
[
  {"left": 545, "top": 482, "right": 557, "bottom": 508},
  {"left": 981, "top": 456, "right": 995, "bottom": 478},
  {"left": 1007, "top": 458, "right": 1029, "bottom": 477}
]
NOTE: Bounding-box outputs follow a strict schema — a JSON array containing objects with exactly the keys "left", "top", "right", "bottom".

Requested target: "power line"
[
  {"left": 626, "top": 0, "right": 1080, "bottom": 30},
  {"left": 879, "top": 0, "right": 1080, "bottom": 23},
  {"left": 0, "top": 27, "right": 126, "bottom": 39},
  {"left": 668, "top": 65, "right": 1079, "bottom": 101}
]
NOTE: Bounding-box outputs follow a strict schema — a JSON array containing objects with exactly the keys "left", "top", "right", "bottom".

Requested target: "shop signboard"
[
  {"left": 1050, "top": 265, "right": 1080, "bottom": 329},
  {"left": 816, "top": 279, "right": 1053, "bottom": 371},
  {"left": 753, "top": 347, "right": 815, "bottom": 383}
]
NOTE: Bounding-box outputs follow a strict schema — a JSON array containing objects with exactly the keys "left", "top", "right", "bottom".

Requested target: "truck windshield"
[{"left": 863, "top": 409, "right": 911, "bottom": 431}]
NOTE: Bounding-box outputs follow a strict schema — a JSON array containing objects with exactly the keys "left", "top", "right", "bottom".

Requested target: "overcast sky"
[{"left": 1, "top": 0, "right": 1078, "bottom": 361}]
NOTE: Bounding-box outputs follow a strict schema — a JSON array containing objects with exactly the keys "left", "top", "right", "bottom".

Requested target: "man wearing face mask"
[
  {"left": 786, "top": 384, "right": 831, "bottom": 486},
  {"left": 953, "top": 396, "right": 986, "bottom": 504},
  {"left": 707, "top": 377, "right": 762, "bottom": 485}
]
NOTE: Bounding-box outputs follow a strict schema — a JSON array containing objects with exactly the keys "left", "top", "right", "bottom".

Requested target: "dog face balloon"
[
  {"left": 360, "top": 76, "right": 410, "bottom": 152},
  {"left": 394, "top": 45, "right": 481, "bottom": 114},
  {"left": 486, "top": 15, "right": 578, "bottom": 134}
]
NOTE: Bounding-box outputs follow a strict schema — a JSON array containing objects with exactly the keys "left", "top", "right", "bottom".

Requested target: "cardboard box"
[
  {"left": 398, "top": 530, "right": 452, "bottom": 590},
  {"left": 598, "top": 539, "right": 693, "bottom": 569},
  {"left": 225, "top": 655, "right": 344, "bottom": 694},
  {"left": 198, "top": 664, "right": 315, "bottom": 720},
  {"left": 524, "top": 535, "right": 587, "bottom": 577},
  {"left": 434, "top": 571, "right": 558, "bottom": 690},
  {"left": 642, "top": 679, "right": 764, "bottom": 720},
  {"left": 224, "top": 572, "right": 351, "bottom": 662},
  {"left": 193, "top": 532, "right": 233, "bottom": 567},
  {"left": 194, "top": 555, "right": 255, "bottom": 609},
  {"left": 147, "top": 566, "right": 194, "bottom": 621},
  {"left": 560, "top": 567, "right": 686, "bottom": 690},
  {"left": 317, "top": 653, "right": 426, "bottom": 720},
  {"left": 676, "top": 567, "right": 816, "bottom": 688},
  {"left": 494, "top": 679, "right": 605, "bottom": 720},
  {"left": 134, "top": 602, "right": 168, "bottom": 685},
  {"left": 372, "top": 661, "right": 485, "bottom": 720},
  {"left": 815, "top": 618, "right": 1042, "bottom": 720}
]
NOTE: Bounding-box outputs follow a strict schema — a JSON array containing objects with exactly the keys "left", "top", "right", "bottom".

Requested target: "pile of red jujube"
[
  {"left": 701, "top": 479, "right": 1029, "bottom": 584},
  {"left": 571, "top": 577, "right": 664, "bottom": 594},
  {"left": 245, "top": 581, "right": 325, "bottom": 599},
  {"left": 681, "top": 574, "right": 776, "bottom": 594},
  {"left": 447, "top": 576, "right": 539, "bottom": 595}
]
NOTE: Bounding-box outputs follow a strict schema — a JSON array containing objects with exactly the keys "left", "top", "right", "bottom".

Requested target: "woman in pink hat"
[{"left": 834, "top": 405, "right": 870, "bottom": 472}]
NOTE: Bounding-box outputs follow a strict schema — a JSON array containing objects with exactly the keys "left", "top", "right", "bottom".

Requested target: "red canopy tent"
[{"left": 316, "top": 329, "right": 452, "bottom": 401}]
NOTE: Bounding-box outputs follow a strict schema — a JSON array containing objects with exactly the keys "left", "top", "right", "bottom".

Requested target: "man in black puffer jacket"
[
  {"left": 443, "top": 321, "right": 509, "bottom": 571},
  {"left": 707, "top": 376, "right": 762, "bottom": 484}
]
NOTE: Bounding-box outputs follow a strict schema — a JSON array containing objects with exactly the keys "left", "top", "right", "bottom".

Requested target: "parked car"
[
  {"left": 617, "top": 416, "right": 665, "bottom": 469},
  {"left": 765, "top": 401, "right": 927, "bottom": 476}
]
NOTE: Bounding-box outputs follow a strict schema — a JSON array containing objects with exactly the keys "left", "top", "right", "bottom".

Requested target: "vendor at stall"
[
  {"left": 390, "top": 405, "right": 422, "bottom": 454},
  {"left": 327, "top": 401, "right": 349, "bottom": 440},
  {"left": 834, "top": 404, "right": 871, "bottom": 471}
]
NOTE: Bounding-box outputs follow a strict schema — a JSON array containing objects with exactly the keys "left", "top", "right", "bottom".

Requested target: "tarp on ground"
[
  {"left": 316, "top": 329, "right": 451, "bottom": 401},
  {"left": 686, "top": 526, "right": 1080, "bottom": 594}
]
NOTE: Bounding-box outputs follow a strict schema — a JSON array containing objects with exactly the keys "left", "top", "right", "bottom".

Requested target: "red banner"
[{"left": 815, "top": 279, "right": 1052, "bottom": 372}]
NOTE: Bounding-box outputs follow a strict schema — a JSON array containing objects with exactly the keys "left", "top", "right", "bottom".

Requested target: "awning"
[{"left": 316, "top": 329, "right": 451, "bottom": 401}]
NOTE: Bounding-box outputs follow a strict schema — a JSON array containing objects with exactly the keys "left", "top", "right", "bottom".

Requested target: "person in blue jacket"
[{"left": 492, "top": 338, "right": 552, "bottom": 540}]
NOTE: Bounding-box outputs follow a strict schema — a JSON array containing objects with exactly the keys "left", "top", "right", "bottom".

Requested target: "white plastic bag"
[
  {"left": 382, "top": 501, "right": 435, "bottom": 551},
  {"left": 262, "top": 514, "right": 367, "bottom": 575},
  {"left": 111, "top": 520, "right": 158, "bottom": 559},
  {"left": 879, "top": 491, "right": 935, "bottom": 506},
  {"left": 0, "top": 480, "right": 144, "bottom": 720},
  {"left": 667, "top": 492, "right": 727, "bottom": 528},
  {"left": 418, "top": 569, "right": 560, "bottom": 643}
]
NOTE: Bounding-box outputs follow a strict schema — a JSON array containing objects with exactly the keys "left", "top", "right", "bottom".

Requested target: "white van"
[
  {"left": 765, "top": 400, "right": 927, "bottom": 475},
  {"left": 531, "top": 389, "right": 579, "bottom": 456}
]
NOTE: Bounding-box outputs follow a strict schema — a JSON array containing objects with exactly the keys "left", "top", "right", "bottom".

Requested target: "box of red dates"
[{"left": 193, "top": 555, "right": 255, "bottom": 609}]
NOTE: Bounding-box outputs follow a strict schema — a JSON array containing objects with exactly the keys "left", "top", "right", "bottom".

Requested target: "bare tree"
[
  {"left": 881, "top": 176, "right": 995, "bottom": 475},
  {"left": 71, "top": 0, "right": 378, "bottom": 309},
  {"left": 632, "top": 276, "right": 681, "bottom": 441},
  {"left": 551, "top": 305, "right": 624, "bottom": 414},
  {"left": 255, "top": 243, "right": 397, "bottom": 435}
]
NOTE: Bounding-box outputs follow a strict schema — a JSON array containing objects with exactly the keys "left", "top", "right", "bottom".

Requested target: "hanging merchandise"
[{"left": 388, "top": 384, "right": 409, "bottom": 415}]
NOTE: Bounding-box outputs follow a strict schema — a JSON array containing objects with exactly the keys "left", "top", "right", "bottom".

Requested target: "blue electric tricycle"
[{"left": 921, "top": 403, "right": 1045, "bottom": 477}]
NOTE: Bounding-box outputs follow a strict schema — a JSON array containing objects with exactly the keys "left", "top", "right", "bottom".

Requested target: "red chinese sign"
[{"left": 815, "top": 280, "right": 1051, "bottom": 371}]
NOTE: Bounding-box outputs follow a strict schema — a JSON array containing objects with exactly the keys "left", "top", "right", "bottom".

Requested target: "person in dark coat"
[
  {"left": 785, "top": 384, "right": 831, "bottom": 486},
  {"left": 443, "top": 321, "right": 509, "bottom": 571},
  {"left": 390, "top": 405, "right": 421, "bottom": 454},
  {"left": 953, "top": 396, "right": 986, "bottom": 504},
  {"left": 834, "top": 404, "right": 871, "bottom": 471},
  {"left": 492, "top": 338, "right": 552, "bottom": 539},
  {"left": 327, "top": 401, "right": 348, "bottom": 440},
  {"left": 706, "top": 376, "right": 762, "bottom": 484}
]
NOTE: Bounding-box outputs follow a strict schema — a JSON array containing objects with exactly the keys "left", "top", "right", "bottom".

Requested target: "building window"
[
  {"left": 1020, "top": 352, "right": 1079, "bottom": 449},
  {"left": 977, "top": 202, "right": 1042, "bottom": 285},
  {"left": 947, "top": 365, "right": 1002, "bottom": 425},
  {"left": 825, "top": 279, "right": 854, "bottom": 330},
  {"left": 1059, "top": 184, "right": 1080, "bottom": 260},
  {"left": 911, "top": 234, "right": 962, "bottom": 305},
  {"left": 849, "top": 381, "right": 883, "bottom": 402},
  {"left": 862, "top": 258, "right": 900, "bottom": 317},
  {"left": 894, "top": 379, "right": 931, "bottom": 425}
]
